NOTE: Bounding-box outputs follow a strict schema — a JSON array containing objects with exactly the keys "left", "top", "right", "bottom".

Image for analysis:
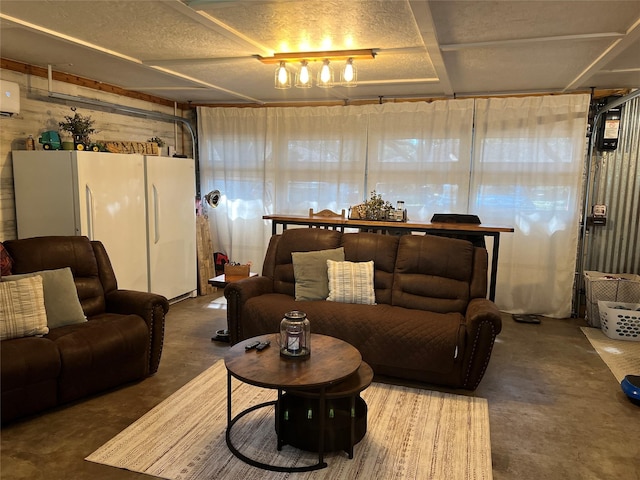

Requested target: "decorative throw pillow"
[
  {"left": 327, "top": 260, "right": 376, "bottom": 305},
  {"left": 292, "top": 247, "right": 345, "bottom": 301},
  {"left": 0, "top": 242, "right": 12, "bottom": 277},
  {"left": 2, "top": 267, "right": 86, "bottom": 329},
  {"left": 0, "top": 276, "right": 49, "bottom": 340}
]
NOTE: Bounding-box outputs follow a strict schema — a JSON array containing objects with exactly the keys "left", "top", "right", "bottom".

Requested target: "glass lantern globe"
[{"left": 280, "top": 310, "right": 311, "bottom": 359}]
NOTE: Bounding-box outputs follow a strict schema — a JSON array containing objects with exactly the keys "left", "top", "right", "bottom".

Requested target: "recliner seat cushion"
[
  {"left": 45, "top": 314, "right": 149, "bottom": 403},
  {"left": 0, "top": 336, "right": 60, "bottom": 421},
  {"left": 243, "top": 293, "right": 463, "bottom": 376}
]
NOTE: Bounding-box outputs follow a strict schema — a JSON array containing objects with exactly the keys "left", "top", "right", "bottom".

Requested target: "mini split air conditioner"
[{"left": 0, "top": 80, "right": 20, "bottom": 116}]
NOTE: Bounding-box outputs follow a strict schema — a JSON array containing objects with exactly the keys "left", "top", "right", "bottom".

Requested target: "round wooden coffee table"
[{"left": 224, "top": 333, "right": 370, "bottom": 472}]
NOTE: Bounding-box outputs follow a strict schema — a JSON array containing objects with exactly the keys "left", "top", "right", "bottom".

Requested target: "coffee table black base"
[
  {"left": 276, "top": 393, "right": 367, "bottom": 456},
  {"left": 226, "top": 400, "right": 328, "bottom": 472}
]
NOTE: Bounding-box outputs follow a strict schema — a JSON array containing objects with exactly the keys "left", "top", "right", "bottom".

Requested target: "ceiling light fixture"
[{"left": 258, "top": 49, "right": 375, "bottom": 89}]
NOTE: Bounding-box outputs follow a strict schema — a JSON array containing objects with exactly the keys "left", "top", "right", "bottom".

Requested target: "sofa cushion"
[
  {"left": 0, "top": 276, "right": 49, "bottom": 340},
  {"left": 3, "top": 236, "right": 106, "bottom": 318},
  {"left": 242, "top": 293, "right": 462, "bottom": 376},
  {"left": 341, "top": 233, "right": 398, "bottom": 305},
  {"left": 393, "top": 235, "right": 474, "bottom": 314},
  {"left": 272, "top": 229, "right": 343, "bottom": 297},
  {"left": 45, "top": 314, "right": 150, "bottom": 403},
  {"left": 0, "top": 336, "right": 61, "bottom": 423},
  {"left": 327, "top": 260, "right": 376, "bottom": 305},
  {"left": 292, "top": 247, "right": 345, "bottom": 301},
  {"left": 2, "top": 268, "right": 86, "bottom": 329}
]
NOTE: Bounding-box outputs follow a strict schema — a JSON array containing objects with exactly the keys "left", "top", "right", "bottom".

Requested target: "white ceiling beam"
[
  {"left": 440, "top": 33, "right": 625, "bottom": 51},
  {"left": 408, "top": 0, "right": 454, "bottom": 97},
  {"left": 161, "top": 0, "right": 274, "bottom": 56},
  {"left": 564, "top": 16, "right": 640, "bottom": 91}
]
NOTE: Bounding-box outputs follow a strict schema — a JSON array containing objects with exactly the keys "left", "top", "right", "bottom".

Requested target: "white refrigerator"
[{"left": 12, "top": 151, "right": 196, "bottom": 299}]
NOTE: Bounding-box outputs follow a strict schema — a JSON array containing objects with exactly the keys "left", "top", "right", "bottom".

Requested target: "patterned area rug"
[
  {"left": 581, "top": 327, "right": 640, "bottom": 382},
  {"left": 86, "top": 360, "right": 492, "bottom": 480}
]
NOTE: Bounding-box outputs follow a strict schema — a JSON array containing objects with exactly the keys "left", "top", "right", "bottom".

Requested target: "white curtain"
[
  {"left": 197, "top": 94, "right": 590, "bottom": 317},
  {"left": 366, "top": 100, "right": 475, "bottom": 220},
  {"left": 471, "top": 95, "right": 590, "bottom": 317}
]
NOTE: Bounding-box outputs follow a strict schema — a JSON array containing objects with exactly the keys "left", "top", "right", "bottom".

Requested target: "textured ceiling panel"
[
  {"left": 431, "top": 1, "right": 640, "bottom": 45},
  {"left": 600, "top": 38, "right": 640, "bottom": 70},
  {"left": 0, "top": 1, "right": 256, "bottom": 59},
  {"left": 583, "top": 71, "right": 640, "bottom": 89},
  {"left": 198, "top": 0, "right": 423, "bottom": 52},
  {"left": 444, "top": 39, "right": 616, "bottom": 94},
  {"left": 1, "top": 0, "right": 638, "bottom": 104}
]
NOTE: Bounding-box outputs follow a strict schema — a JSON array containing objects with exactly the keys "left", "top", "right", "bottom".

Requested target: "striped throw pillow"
[
  {"left": 0, "top": 275, "right": 49, "bottom": 340},
  {"left": 326, "top": 260, "right": 376, "bottom": 305}
]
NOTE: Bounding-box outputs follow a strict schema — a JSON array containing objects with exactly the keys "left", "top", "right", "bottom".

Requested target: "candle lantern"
[{"left": 280, "top": 310, "right": 311, "bottom": 359}]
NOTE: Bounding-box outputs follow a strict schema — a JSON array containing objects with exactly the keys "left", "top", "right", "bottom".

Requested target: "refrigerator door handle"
[
  {"left": 85, "top": 184, "right": 95, "bottom": 240},
  {"left": 153, "top": 184, "right": 160, "bottom": 244}
]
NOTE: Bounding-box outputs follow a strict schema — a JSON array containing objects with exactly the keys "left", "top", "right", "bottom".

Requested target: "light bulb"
[
  {"left": 274, "top": 61, "right": 291, "bottom": 89},
  {"left": 341, "top": 58, "right": 357, "bottom": 87},
  {"left": 300, "top": 64, "right": 310, "bottom": 84},
  {"left": 320, "top": 63, "right": 331, "bottom": 83},
  {"left": 344, "top": 62, "right": 354, "bottom": 82},
  {"left": 317, "top": 59, "right": 334, "bottom": 88},
  {"left": 296, "top": 61, "right": 311, "bottom": 87},
  {"left": 277, "top": 64, "right": 288, "bottom": 85}
]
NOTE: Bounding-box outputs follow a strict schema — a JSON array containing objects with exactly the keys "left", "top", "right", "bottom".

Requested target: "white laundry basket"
[
  {"left": 584, "top": 271, "right": 640, "bottom": 328},
  {"left": 597, "top": 301, "right": 640, "bottom": 341}
]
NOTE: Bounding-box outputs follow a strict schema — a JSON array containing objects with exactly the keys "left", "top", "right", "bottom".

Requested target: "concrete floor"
[{"left": 1, "top": 293, "right": 638, "bottom": 480}]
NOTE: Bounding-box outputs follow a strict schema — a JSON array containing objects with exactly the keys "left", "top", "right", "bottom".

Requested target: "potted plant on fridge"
[{"left": 59, "top": 107, "right": 97, "bottom": 151}]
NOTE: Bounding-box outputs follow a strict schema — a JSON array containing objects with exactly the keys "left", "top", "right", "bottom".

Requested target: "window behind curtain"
[{"left": 366, "top": 100, "right": 475, "bottom": 221}]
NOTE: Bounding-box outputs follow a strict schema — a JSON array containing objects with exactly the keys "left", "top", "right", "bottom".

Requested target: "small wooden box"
[{"left": 224, "top": 264, "right": 250, "bottom": 278}]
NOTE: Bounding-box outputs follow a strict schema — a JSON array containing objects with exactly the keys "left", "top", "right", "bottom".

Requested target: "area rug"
[
  {"left": 86, "top": 360, "right": 492, "bottom": 480},
  {"left": 581, "top": 327, "right": 640, "bottom": 382}
]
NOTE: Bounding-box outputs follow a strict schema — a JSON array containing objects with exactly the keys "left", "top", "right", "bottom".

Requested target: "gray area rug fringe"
[{"left": 86, "top": 359, "right": 492, "bottom": 480}]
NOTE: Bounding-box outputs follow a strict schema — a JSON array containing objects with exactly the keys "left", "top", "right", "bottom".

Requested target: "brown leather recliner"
[{"left": 1, "top": 236, "right": 169, "bottom": 424}]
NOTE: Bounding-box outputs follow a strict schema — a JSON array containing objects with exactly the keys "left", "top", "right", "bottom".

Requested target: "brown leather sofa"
[
  {"left": 1, "top": 236, "right": 169, "bottom": 424},
  {"left": 225, "top": 228, "right": 502, "bottom": 390}
]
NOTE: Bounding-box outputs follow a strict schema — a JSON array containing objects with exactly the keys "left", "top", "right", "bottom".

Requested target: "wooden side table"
[
  {"left": 208, "top": 272, "right": 258, "bottom": 342},
  {"left": 208, "top": 272, "right": 258, "bottom": 288}
]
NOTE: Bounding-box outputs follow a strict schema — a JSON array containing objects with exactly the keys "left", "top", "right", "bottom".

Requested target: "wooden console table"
[{"left": 263, "top": 214, "right": 514, "bottom": 301}]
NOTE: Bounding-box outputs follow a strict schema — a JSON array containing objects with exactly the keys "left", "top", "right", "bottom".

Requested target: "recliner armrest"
[
  {"left": 225, "top": 276, "right": 274, "bottom": 344},
  {"left": 461, "top": 298, "right": 502, "bottom": 389},
  {"left": 105, "top": 290, "right": 169, "bottom": 375},
  {"left": 465, "top": 298, "right": 502, "bottom": 334}
]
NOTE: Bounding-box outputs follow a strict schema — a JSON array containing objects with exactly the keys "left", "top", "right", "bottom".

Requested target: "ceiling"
[{"left": 1, "top": 0, "right": 639, "bottom": 106}]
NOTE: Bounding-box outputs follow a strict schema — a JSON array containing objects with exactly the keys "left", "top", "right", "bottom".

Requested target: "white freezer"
[
  {"left": 145, "top": 155, "right": 197, "bottom": 299},
  {"left": 12, "top": 151, "right": 197, "bottom": 299}
]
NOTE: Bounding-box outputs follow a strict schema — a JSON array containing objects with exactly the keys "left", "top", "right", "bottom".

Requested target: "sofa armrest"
[
  {"left": 105, "top": 290, "right": 169, "bottom": 375},
  {"left": 225, "top": 276, "right": 274, "bottom": 345},
  {"left": 461, "top": 298, "right": 502, "bottom": 389}
]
